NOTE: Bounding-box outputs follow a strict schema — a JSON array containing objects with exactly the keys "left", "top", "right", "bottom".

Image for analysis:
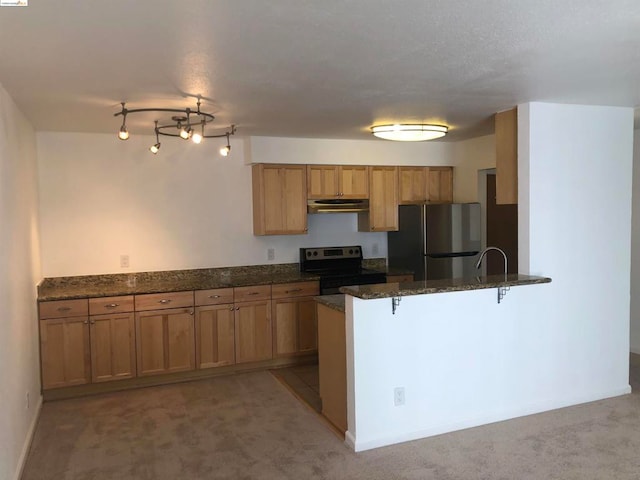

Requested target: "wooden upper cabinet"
[
  {"left": 495, "top": 108, "right": 518, "bottom": 204},
  {"left": 399, "top": 166, "right": 428, "bottom": 204},
  {"left": 399, "top": 166, "right": 453, "bottom": 204},
  {"left": 427, "top": 167, "right": 453, "bottom": 203},
  {"left": 307, "top": 165, "right": 369, "bottom": 199},
  {"left": 253, "top": 164, "right": 308, "bottom": 236},
  {"left": 358, "top": 166, "right": 398, "bottom": 231}
]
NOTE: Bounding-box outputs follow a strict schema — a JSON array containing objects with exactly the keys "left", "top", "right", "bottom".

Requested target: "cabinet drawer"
[
  {"left": 234, "top": 285, "right": 271, "bottom": 303},
  {"left": 194, "top": 288, "right": 234, "bottom": 306},
  {"left": 39, "top": 299, "right": 89, "bottom": 319},
  {"left": 135, "top": 291, "right": 194, "bottom": 311},
  {"left": 89, "top": 295, "right": 134, "bottom": 315},
  {"left": 271, "top": 281, "right": 320, "bottom": 299}
]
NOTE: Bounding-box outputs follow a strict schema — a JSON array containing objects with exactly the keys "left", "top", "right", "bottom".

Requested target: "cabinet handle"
[
  {"left": 247, "top": 292, "right": 259, "bottom": 296},
  {"left": 158, "top": 299, "right": 172, "bottom": 304},
  {"left": 208, "top": 295, "right": 221, "bottom": 299},
  {"left": 90, "top": 320, "right": 95, "bottom": 325},
  {"left": 187, "top": 309, "right": 194, "bottom": 315},
  {"left": 286, "top": 288, "right": 303, "bottom": 294},
  {"left": 83, "top": 319, "right": 89, "bottom": 324},
  {"left": 104, "top": 303, "right": 119, "bottom": 309},
  {"left": 235, "top": 307, "right": 240, "bottom": 311},
  {"left": 229, "top": 306, "right": 234, "bottom": 311},
  {"left": 57, "top": 306, "right": 71, "bottom": 312}
]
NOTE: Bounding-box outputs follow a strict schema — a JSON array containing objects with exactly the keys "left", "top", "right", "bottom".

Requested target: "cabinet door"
[
  {"left": 235, "top": 300, "right": 272, "bottom": 364},
  {"left": 427, "top": 167, "right": 453, "bottom": 203},
  {"left": 253, "top": 164, "right": 308, "bottom": 235},
  {"left": 358, "top": 166, "right": 398, "bottom": 231},
  {"left": 297, "top": 298, "right": 318, "bottom": 353},
  {"left": 195, "top": 305, "right": 235, "bottom": 369},
  {"left": 40, "top": 317, "right": 91, "bottom": 389},
  {"left": 136, "top": 307, "right": 195, "bottom": 376},
  {"left": 495, "top": 108, "right": 517, "bottom": 204},
  {"left": 339, "top": 166, "right": 369, "bottom": 199},
  {"left": 90, "top": 312, "right": 136, "bottom": 383},
  {"left": 398, "top": 167, "right": 428, "bottom": 204},
  {"left": 273, "top": 297, "right": 318, "bottom": 356},
  {"left": 307, "top": 165, "right": 338, "bottom": 198}
]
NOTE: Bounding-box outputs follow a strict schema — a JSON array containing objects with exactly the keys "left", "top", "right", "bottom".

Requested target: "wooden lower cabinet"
[
  {"left": 90, "top": 312, "right": 136, "bottom": 382},
  {"left": 234, "top": 300, "right": 272, "bottom": 364},
  {"left": 40, "top": 317, "right": 91, "bottom": 389},
  {"left": 195, "top": 304, "right": 236, "bottom": 369},
  {"left": 317, "top": 303, "right": 347, "bottom": 433},
  {"left": 135, "top": 307, "right": 195, "bottom": 376},
  {"left": 273, "top": 297, "right": 318, "bottom": 356}
]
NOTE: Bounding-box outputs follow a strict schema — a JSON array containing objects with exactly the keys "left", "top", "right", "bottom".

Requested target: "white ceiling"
[{"left": 0, "top": 0, "right": 639, "bottom": 141}]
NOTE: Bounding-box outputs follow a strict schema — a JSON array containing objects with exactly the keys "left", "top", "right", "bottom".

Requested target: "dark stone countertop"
[
  {"left": 37, "top": 264, "right": 321, "bottom": 301},
  {"left": 339, "top": 274, "right": 551, "bottom": 300},
  {"left": 314, "top": 294, "right": 345, "bottom": 313}
]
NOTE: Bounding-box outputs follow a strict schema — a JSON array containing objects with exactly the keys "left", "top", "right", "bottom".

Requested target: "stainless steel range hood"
[{"left": 307, "top": 199, "right": 369, "bottom": 214}]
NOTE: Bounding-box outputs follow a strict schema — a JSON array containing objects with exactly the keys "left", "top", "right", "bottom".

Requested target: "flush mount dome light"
[{"left": 371, "top": 124, "right": 448, "bottom": 141}]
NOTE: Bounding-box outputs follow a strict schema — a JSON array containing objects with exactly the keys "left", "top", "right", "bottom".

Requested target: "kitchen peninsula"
[{"left": 315, "top": 273, "right": 634, "bottom": 453}]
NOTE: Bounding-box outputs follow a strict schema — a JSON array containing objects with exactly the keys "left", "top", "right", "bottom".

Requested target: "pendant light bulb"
[
  {"left": 220, "top": 132, "right": 231, "bottom": 156},
  {"left": 179, "top": 126, "right": 190, "bottom": 140},
  {"left": 118, "top": 125, "right": 129, "bottom": 140},
  {"left": 149, "top": 143, "right": 161, "bottom": 154},
  {"left": 192, "top": 132, "right": 202, "bottom": 144},
  {"left": 118, "top": 103, "right": 129, "bottom": 140}
]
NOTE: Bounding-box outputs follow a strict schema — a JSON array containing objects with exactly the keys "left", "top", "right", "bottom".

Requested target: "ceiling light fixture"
[
  {"left": 114, "top": 99, "right": 236, "bottom": 154},
  {"left": 371, "top": 124, "right": 448, "bottom": 141}
]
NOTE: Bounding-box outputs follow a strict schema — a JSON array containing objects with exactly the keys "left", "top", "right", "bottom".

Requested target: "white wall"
[
  {"left": 630, "top": 129, "right": 640, "bottom": 353},
  {"left": 247, "top": 135, "right": 454, "bottom": 166},
  {"left": 37, "top": 131, "right": 495, "bottom": 277},
  {"left": 0, "top": 83, "right": 42, "bottom": 480},
  {"left": 345, "top": 103, "right": 634, "bottom": 451}
]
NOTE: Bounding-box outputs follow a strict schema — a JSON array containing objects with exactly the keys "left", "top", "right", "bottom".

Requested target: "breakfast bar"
[{"left": 316, "top": 273, "right": 631, "bottom": 452}]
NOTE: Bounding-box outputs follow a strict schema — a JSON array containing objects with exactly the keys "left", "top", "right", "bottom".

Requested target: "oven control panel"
[{"left": 300, "top": 246, "right": 362, "bottom": 261}]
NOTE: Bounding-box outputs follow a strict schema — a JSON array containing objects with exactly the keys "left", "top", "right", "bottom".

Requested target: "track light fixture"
[
  {"left": 114, "top": 99, "right": 236, "bottom": 155},
  {"left": 219, "top": 132, "right": 231, "bottom": 157}
]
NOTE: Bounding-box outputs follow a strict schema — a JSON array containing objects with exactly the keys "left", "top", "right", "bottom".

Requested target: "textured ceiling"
[{"left": 0, "top": 0, "right": 639, "bottom": 141}]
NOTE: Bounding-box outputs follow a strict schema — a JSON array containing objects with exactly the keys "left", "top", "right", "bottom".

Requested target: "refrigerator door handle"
[
  {"left": 421, "top": 204, "right": 427, "bottom": 256},
  {"left": 427, "top": 251, "right": 480, "bottom": 259}
]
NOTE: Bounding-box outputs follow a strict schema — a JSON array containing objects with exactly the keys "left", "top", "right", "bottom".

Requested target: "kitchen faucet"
[
  {"left": 475, "top": 246, "right": 508, "bottom": 277},
  {"left": 476, "top": 246, "right": 510, "bottom": 303}
]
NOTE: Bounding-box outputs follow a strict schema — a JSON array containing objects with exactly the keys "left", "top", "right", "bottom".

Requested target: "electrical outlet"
[
  {"left": 120, "top": 254, "right": 130, "bottom": 268},
  {"left": 372, "top": 243, "right": 379, "bottom": 255},
  {"left": 394, "top": 387, "right": 405, "bottom": 406},
  {"left": 267, "top": 248, "right": 275, "bottom": 261},
  {"left": 25, "top": 392, "right": 29, "bottom": 410}
]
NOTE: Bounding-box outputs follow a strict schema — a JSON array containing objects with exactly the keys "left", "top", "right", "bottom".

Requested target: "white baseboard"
[
  {"left": 13, "top": 395, "right": 42, "bottom": 480},
  {"left": 350, "top": 385, "right": 631, "bottom": 452}
]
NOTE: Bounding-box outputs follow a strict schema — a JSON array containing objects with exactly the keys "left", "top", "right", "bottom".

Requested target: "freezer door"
[{"left": 387, "top": 205, "right": 427, "bottom": 281}]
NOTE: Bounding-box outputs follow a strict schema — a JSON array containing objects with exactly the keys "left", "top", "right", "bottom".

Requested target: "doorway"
[{"left": 486, "top": 174, "right": 518, "bottom": 275}]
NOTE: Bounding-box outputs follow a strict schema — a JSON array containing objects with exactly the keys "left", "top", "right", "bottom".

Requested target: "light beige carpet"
[{"left": 21, "top": 358, "right": 640, "bottom": 480}]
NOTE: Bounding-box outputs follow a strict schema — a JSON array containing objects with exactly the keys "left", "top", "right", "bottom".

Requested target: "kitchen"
[{"left": 2, "top": 2, "right": 640, "bottom": 479}]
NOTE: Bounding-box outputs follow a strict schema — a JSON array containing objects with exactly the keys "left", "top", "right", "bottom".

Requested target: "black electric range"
[{"left": 300, "top": 246, "right": 386, "bottom": 295}]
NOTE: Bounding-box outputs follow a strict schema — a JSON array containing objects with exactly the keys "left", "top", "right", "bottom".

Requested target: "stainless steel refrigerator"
[{"left": 387, "top": 203, "right": 481, "bottom": 281}]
